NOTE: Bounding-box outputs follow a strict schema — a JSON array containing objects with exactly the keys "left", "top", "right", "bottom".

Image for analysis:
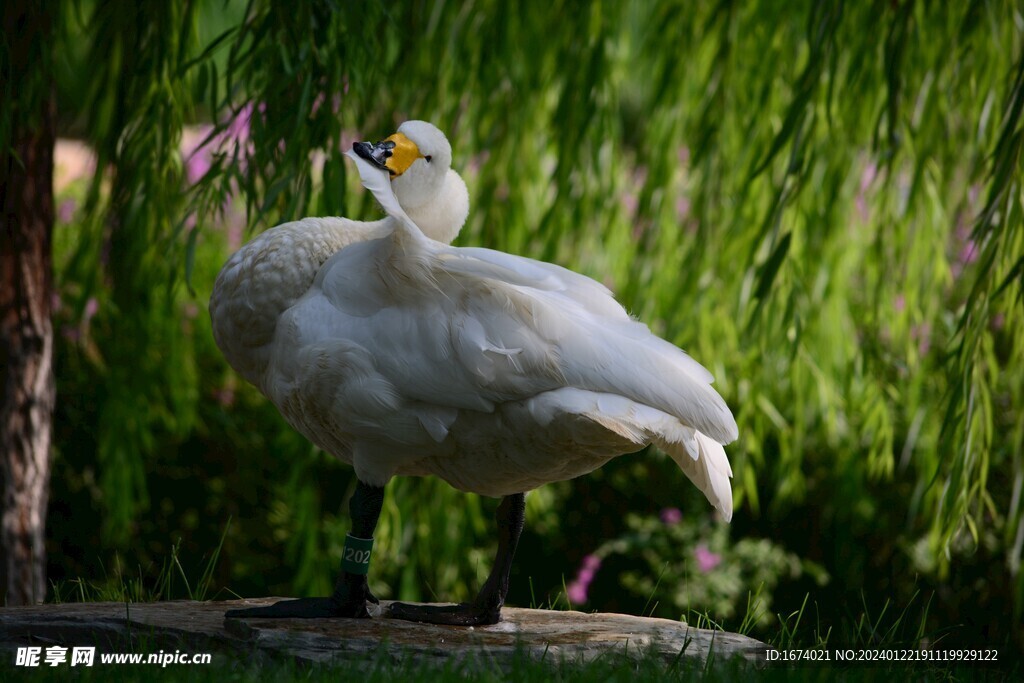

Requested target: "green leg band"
[{"left": 342, "top": 533, "right": 373, "bottom": 575}]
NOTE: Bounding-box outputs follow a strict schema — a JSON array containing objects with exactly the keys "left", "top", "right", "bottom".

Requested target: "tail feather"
[
  {"left": 660, "top": 430, "right": 734, "bottom": 522},
  {"left": 528, "top": 388, "right": 735, "bottom": 521}
]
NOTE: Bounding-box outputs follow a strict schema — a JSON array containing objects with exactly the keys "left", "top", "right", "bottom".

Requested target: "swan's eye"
[{"left": 424, "top": 155, "right": 432, "bottom": 163}]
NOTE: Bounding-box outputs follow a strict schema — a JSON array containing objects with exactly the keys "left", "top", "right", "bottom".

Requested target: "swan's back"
[{"left": 209, "top": 216, "right": 386, "bottom": 387}]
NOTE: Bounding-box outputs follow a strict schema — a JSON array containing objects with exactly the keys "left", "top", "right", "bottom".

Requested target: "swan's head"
[{"left": 353, "top": 121, "right": 469, "bottom": 244}]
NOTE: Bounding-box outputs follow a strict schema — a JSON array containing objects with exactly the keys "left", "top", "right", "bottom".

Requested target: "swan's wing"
[
  {"left": 306, "top": 237, "right": 736, "bottom": 445},
  {"left": 434, "top": 246, "right": 735, "bottom": 443},
  {"left": 438, "top": 247, "right": 629, "bottom": 320},
  {"left": 438, "top": 246, "right": 715, "bottom": 385}
]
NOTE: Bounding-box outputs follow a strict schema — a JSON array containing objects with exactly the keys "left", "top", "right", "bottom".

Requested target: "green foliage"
[
  {"left": 42, "top": 0, "right": 1024, "bottom": 654},
  {"left": 582, "top": 512, "right": 827, "bottom": 629}
]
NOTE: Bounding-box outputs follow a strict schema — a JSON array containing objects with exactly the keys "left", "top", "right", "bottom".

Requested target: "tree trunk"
[{"left": 1, "top": 1, "right": 56, "bottom": 606}]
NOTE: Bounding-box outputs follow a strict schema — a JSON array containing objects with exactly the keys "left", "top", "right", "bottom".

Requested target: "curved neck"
[{"left": 401, "top": 169, "right": 469, "bottom": 245}]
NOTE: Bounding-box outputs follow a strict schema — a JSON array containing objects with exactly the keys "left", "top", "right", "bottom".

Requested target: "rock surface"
[{"left": 0, "top": 599, "right": 767, "bottom": 669}]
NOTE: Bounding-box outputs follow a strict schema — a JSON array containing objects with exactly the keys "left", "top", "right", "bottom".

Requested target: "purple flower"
[
  {"left": 893, "top": 294, "right": 905, "bottom": 313},
  {"left": 694, "top": 544, "right": 721, "bottom": 573},
  {"left": 660, "top": 507, "right": 682, "bottom": 525}
]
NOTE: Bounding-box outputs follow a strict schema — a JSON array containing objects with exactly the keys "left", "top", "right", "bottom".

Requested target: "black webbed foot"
[
  {"left": 387, "top": 493, "right": 525, "bottom": 628},
  {"left": 225, "top": 571, "right": 377, "bottom": 619},
  {"left": 387, "top": 600, "right": 502, "bottom": 626},
  {"left": 225, "top": 482, "right": 386, "bottom": 620},
  {"left": 224, "top": 596, "right": 367, "bottom": 619}
]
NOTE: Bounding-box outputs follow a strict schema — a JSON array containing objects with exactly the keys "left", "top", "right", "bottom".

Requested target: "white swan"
[{"left": 211, "top": 120, "right": 738, "bottom": 625}]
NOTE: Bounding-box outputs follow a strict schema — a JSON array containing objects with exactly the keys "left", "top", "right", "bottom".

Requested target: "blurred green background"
[{"left": 25, "top": 0, "right": 1024, "bottom": 653}]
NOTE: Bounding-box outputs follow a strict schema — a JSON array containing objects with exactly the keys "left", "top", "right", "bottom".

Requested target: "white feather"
[{"left": 210, "top": 120, "right": 739, "bottom": 517}]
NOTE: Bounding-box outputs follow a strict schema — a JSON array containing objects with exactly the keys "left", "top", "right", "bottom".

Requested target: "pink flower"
[
  {"left": 183, "top": 124, "right": 215, "bottom": 185},
  {"left": 227, "top": 222, "right": 242, "bottom": 252},
  {"left": 186, "top": 150, "right": 212, "bottom": 184},
  {"left": 694, "top": 544, "right": 721, "bottom": 573},
  {"left": 910, "top": 322, "right": 931, "bottom": 356},
  {"left": 58, "top": 198, "right": 77, "bottom": 223},
  {"left": 566, "top": 554, "right": 602, "bottom": 605},
  {"left": 951, "top": 223, "right": 980, "bottom": 280},
  {"left": 632, "top": 165, "right": 648, "bottom": 187},
  {"left": 958, "top": 241, "right": 978, "bottom": 267},
  {"left": 675, "top": 197, "right": 691, "bottom": 221},
  {"left": 856, "top": 162, "right": 877, "bottom": 222},
  {"left": 566, "top": 581, "right": 588, "bottom": 605},
  {"left": 182, "top": 104, "right": 262, "bottom": 186},
  {"left": 226, "top": 103, "right": 256, "bottom": 144},
  {"left": 860, "top": 162, "right": 878, "bottom": 191},
  {"left": 310, "top": 91, "right": 342, "bottom": 117},
  {"left": 83, "top": 297, "right": 99, "bottom": 324},
  {"left": 621, "top": 192, "right": 638, "bottom": 217},
  {"left": 660, "top": 507, "right": 682, "bottom": 525},
  {"left": 340, "top": 129, "right": 363, "bottom": 154},
  {"left": 467, "top": 150, "right": 490, "bottom": 175},
  {"left": 215, "top": 386, "right": 235, "bottom": 408},
  {"left": 893, "top": 294, "right": 905, "bottom": 313}
]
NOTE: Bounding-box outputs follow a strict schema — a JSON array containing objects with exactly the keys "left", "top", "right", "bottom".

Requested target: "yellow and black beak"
[{"left": 352, "top": 132, "right": 423, "bottom": 178}]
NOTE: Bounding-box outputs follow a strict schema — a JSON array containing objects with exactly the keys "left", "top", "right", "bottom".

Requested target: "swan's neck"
[{"left": 400, "top": 170, "right": 469, "bottom": 245}]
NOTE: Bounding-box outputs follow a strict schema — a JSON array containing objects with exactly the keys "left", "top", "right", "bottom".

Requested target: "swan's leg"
[
  {"left": 388, "top": 492, "right": 525, "bottom": 626},
  {"left": 224, "top": 480, "right": 385, "bottom": 619}
]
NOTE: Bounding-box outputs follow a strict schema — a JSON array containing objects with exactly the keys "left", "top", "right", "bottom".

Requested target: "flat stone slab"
[{"left": 0, "top": 599, "right": 767, "bottom": 669}]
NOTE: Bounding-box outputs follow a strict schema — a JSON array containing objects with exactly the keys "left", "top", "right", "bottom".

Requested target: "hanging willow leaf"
[{"left": 43, "top": 0, "right": 1024, "bottom": 636}]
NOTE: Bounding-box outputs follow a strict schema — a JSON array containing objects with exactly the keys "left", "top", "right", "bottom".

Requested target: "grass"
[
  {"left": 0, "top": 650, "right": 742, "bottom": 683},
  {"left": 2, "top": 639, "right": 1015, "bottom": 682},
  {"left": 24, "top": 548, "right": 1021, "bottom": 682},
  {"left": 48, "top": 522, "right": 235, "bottom": 605}
]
